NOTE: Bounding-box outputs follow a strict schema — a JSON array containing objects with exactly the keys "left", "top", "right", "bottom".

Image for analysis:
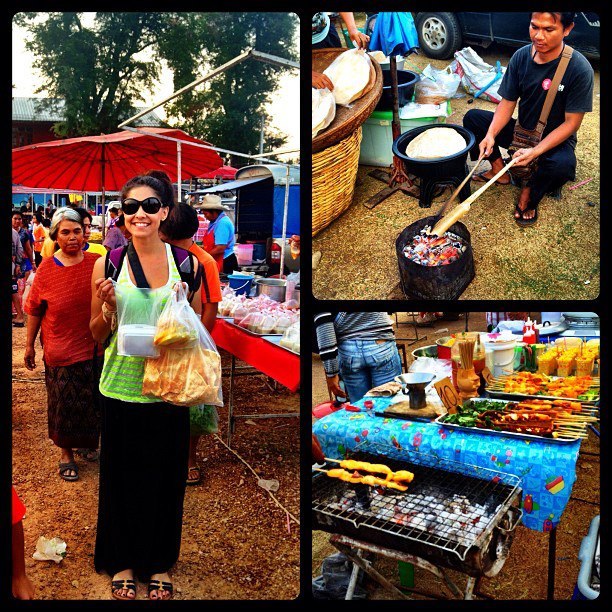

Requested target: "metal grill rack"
[{"left": 313, "top": 446, "right": 521, "bottom": 562}]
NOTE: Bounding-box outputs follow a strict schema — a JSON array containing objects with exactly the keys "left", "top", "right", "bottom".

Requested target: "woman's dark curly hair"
[{"left": 120, "top": 169, "right": 176, "bottom": 208}]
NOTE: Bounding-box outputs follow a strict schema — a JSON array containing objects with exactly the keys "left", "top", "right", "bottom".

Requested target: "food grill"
[{"left": 313, "top": 447, "right": 522, "bottom": 594}]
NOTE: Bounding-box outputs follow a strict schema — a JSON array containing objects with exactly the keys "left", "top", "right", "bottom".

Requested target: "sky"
[{"left": 12, "top": 13, "right": 300, "bottom": 160}]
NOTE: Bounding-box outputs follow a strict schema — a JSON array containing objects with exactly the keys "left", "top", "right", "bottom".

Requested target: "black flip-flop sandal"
[
  {"left": 515, "top": 202, "right": 539, "bottom": 227},
  {"left": 111, "top": 578, "right": 137, "bottom": 601},
  {"left": 58, "top": 461, "right": 79, "bottom": 482},
  {"left": 148, "top": 579, "right": 173, "bottom": 600}
]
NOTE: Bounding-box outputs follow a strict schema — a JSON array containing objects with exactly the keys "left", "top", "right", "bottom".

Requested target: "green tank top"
[{"left": 99, "top": 243, "right": 182, "bottom": 403}]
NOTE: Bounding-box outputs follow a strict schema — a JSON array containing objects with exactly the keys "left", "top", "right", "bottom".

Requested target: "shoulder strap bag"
[{"left": 507, "top": 44, "right": 573, "bottom": 182}]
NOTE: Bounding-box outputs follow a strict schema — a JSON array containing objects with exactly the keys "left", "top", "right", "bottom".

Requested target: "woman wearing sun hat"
[{"left": 199, "top": 194, "right": 237, "bottom": 274}]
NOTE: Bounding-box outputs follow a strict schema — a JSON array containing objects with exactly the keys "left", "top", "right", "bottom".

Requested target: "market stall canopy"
[
  {"left": 12, "top": 185, "right": 84, "bottom": 195},
  {"left": 200, "top": 165, "right": 237, "bottom": 180},
  {"left": 12, "top": 128, "right": 223, "bottom": 192}
]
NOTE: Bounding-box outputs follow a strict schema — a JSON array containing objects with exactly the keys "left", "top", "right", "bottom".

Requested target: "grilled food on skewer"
[
  {"left": 325, "top": 468, "right": 409, "bottom": 491},
  {"left": 325, "top": 459, "right": 415, "bottom": 483}
]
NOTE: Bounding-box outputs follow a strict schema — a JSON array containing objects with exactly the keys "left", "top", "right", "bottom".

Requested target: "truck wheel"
[{"left": 417, "top": 12, "right": 462, "bottom": 59}]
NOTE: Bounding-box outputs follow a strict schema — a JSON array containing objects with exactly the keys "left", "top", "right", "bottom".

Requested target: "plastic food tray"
[
  {"left": 487, "top": 376, "right": 599, "bottom": 404},
  {"left": 435, "top": 399, "right": 581, "bottom": 444}
]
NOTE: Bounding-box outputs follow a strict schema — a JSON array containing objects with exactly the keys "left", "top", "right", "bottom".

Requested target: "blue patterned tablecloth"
[{"left": 312, "top": 397, "right": 581, "bottom": 532}]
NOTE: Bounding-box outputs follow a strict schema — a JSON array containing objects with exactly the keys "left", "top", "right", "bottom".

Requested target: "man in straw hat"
[{"left": 198, "top": 194, "right": 237, "bottom": 273}]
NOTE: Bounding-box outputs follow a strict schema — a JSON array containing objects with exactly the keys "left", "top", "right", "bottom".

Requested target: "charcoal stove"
[{"left": 313, "top": 447, "right": 522, "bottom": 599}]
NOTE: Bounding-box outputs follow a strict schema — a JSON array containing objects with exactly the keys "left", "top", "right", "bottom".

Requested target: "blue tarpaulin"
[
  {"left": 368, "top": 12, "right": 419, "bottom": 57},
  {"left": 273, "top": 184, "right": 300, "bottom": 238}
]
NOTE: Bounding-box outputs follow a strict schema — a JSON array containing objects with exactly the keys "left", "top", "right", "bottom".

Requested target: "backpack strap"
[
  {"left": 104, "top": 245, "right": 128, "bottom": 281},
  {"left": 170, "top": 245, "right": 202, "bottom": 301}
]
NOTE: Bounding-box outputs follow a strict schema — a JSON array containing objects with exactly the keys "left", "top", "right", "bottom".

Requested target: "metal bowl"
[{"left": 255, "top": 278, "right": 286, "bottom": 302}]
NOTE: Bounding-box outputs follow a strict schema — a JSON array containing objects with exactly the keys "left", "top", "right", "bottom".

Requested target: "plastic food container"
[{"left": 117, "top": 324, "right": 160, "bottom": 358}]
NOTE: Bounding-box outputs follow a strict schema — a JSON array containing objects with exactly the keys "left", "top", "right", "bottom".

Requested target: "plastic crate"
[{"left": 359, "top": 109, "right": 448, "bottom": 167}]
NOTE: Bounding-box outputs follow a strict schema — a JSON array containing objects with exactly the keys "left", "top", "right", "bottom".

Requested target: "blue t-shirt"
[{"left": 210, "top": 212, "right": 235, "bottom": 259}]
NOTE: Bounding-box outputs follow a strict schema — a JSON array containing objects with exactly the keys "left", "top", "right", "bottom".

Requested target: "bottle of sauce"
[{"left": 523, "top": 317, "right": 536, "bottom": 345}]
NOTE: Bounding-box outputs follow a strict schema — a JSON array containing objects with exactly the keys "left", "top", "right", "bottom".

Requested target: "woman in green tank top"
[{"left": 90, "top": 170, "right": 202, "bottom": 601}]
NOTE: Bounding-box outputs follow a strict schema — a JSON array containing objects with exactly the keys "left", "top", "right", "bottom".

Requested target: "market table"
[
  {"left": 313, "top": 395, "right": 583, "bottom": 598},
  {"left": 212, "top": 318, "right": 300, "bottom": 445}
]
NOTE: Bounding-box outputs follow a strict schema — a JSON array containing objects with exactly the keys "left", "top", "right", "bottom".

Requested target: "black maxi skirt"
[{"left": 94, "top": 396, "right": 189, "bottom": 579}]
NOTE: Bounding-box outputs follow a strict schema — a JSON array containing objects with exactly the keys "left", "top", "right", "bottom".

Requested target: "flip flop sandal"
[
  {"left": 75, "top": 448, "right": 99, "bottom": 462},
  {"left": 148, "top": 579, "right": 173, "bottom": 600},
  {"left": 13, "top": 321, "right": 25, "bottom": 327},
  {"left": 515, "top": 202, "right": 539, "bottom": 227},
  {"left": 111, "top": 578, "right": 137, "bottom": 601},
  {"left": 58, "top": 461, "right": 79, "bottom": 482},
  {"left": 513, "top": 201, "right": 524, "bottom": 221},
  {"left": 186, "top": 466, "right": 201, "bottom": 486},
  {"left": 472, "top": 170, "right": 511, "bottom": 185}
]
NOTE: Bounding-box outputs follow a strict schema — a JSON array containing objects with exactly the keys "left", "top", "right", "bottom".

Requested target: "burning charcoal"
[{"left": 375, "top": 507, "right": 395, "bottom": 521}]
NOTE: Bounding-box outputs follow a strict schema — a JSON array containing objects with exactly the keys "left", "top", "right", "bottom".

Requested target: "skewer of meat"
[
  {"left": 324, "top": 458, "right": 414, "bottom": 483},
  {"left": 323, "top": 468, "right": 409, "bottom": 491}
]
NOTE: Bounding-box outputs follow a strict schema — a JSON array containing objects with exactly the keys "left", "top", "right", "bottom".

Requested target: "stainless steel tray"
[
  {"left": 262, "top": 334, "right": 300, "bottom": 356},
  {"left": 224, "top": 320, "right": 283, "bottom": 337},
  {"left": 487, "top": 374, "right": 599, "bottom": 404},
  {"left": 435, "top": 398, "right": 581, "bottom": 444}
]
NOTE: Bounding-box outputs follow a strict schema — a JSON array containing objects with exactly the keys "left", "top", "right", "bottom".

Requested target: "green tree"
[
  {"left": 15, "top": 12, "right": 299, "bottom": 159},
  {"left": 14, "top": 12, "right": 170, "bottom": 136},
  {"left": 159, "top": 12, "right": 299, "bottom": 163}
]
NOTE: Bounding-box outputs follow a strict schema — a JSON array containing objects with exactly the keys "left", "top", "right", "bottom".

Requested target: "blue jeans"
[{"left": 338, "top": 340, "right": 402, "bottom": 403}]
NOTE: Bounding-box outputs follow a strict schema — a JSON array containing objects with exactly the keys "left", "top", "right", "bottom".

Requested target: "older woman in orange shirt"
[{"left": 23, "top": 207, "right": 103, "bottom": 481}]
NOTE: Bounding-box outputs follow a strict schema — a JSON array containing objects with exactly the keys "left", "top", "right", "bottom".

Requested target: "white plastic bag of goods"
[
  {"left": 400, "top": 101, "right": 451, "bottom": 120},
  {"left": 312, "top": 87, "right": 336, "bottom": 138},
  {"left": 414, "top": 65, "right": 462, "bottom": 105},
  {"left": 450, "top": 47, "right": 506, "bottom": 104},
  {"left": 323, "top": 48, "right": 372, "bottom": 106}
]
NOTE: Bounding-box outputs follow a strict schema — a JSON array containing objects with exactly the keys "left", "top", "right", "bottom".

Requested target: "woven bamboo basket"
[{"left": 312, "top": 126, "right": 362, "bottom": 236}]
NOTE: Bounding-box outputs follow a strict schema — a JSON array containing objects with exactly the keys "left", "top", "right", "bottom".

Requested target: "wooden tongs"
[{"left": 428, "top": 156, "right": 518, "bottom": 237}]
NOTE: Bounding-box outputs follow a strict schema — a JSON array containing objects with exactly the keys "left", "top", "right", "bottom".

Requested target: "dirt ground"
[
  {"left": 12, "top": 321, "right": 300, "bottom": 601},
  {"left": 311, "top": 312, "right": 600, "bottom": 600},
  {"left": 312, "top": 33, "right": 600, "bottom": 300}
]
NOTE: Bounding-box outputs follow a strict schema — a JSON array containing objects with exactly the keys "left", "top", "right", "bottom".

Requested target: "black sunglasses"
[{"left": 121, "top": 197, "right": 164, "bottom": 215}]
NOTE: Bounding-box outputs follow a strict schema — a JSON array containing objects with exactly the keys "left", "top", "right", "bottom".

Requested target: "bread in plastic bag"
[
  {"left": 312, "top": 87, "right": 336, "bottom": 138},
  {"left": 414, "top": 65, "right": 461, "bottom": 105},
  {"left": 142, "top": 283, "right": 223, "bottom": 407},
  {"left": 323, "top": 48, "right": 372, "bottom": 106}
]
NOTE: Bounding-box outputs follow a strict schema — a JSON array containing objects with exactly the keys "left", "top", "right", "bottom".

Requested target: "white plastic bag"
[
  {"left": 33, "top": 536, "right": 67, "bottom": 563},
  {"left": 312, "top": 87, "right": 336, "bottom": 138},
  {"left": 450, "top": 47, "right": 506, "bottom": 104},
  {"left": 142, "top": 283, "right": 223, "bottom": 407},
  {"left": 114, "top": 281, "right": 166, "bottom": 358},
  {"left": 414, "top": 65, "right": 461, "bottom": 105},
  {"left": 323, "top": 48, "right": 372, "bottom": 106}
]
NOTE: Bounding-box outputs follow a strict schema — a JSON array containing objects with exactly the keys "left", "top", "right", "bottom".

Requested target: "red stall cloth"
[{"left": 211, "top": 319, "right": 300, "bottom": 392}]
